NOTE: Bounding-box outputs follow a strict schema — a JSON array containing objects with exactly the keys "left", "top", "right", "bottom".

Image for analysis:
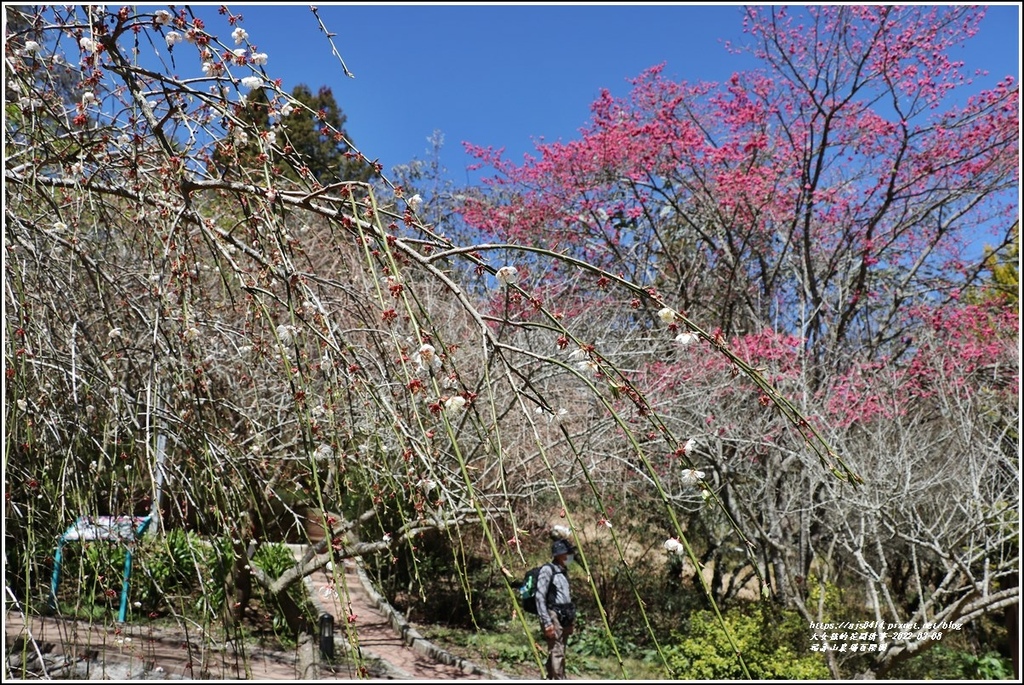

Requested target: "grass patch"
[{"left": 417, "top": 620, "right": 672, "bottom": 680}]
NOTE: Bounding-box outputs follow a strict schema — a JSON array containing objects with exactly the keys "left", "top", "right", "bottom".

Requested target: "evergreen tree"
[
  {"left": 281, "top": 83, "right": 372, "bottom": 185},
  {"left": 223, "top": 83, "right": 372, "bottom": 186}
]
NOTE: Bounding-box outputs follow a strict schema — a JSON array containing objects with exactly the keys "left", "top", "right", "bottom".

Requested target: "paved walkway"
[{"left": 297, "top": 547, "right": 503, "bottom": 680}]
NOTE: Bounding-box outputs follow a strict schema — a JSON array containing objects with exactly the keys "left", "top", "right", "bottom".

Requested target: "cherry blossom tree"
[{"left": 457, "top": 4, "right": 1018, "bottom": 678}]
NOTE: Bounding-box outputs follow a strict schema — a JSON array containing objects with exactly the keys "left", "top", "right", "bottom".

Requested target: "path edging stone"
[{"left": 349, "top": 556, "right": 512, "bottom": 680}]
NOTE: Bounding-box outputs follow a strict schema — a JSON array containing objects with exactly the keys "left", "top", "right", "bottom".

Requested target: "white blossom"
[
  {"left": 682, "top": 438, "right": 696, "bottom": 456},
  {"left": 280, "top": 102, "right": 294, "bottom": 117},
  {"left": 444, "top": 395, "right": 467, "bottom": 414},
  {"left": 17, "top": 399, "right": 28, "bottom": 412},
  {"left": 408, "top": 193, "right": 423, "bottom": 211},
  {"left": 675, "top": 332, "right": 699, "bottom": 346},
  {"left": 240, "top": 76, "right": 262, "bottom": 90},
  {"left": 154, "top": 9, "right": 172, "bottom": 26},
  {"left": 568, "top": 348, "right": 588, "bottom": 362},
  {"left": 382, "top": 532, "right": 392, "bottom": 543},
  {"left": 551, "top": 524, "right": 572, "bottom": 539},
  {"left": 107, "top": 327, "right": 122, "bottom": 341},
  {"left": 416, "top": 343, "right": 442, "bottom": 373},
  {"left": 23, "top": 40, "right": 40, "bottom": 53},
  {"left": 418, "top": 478, "right": 437, "bottom": 494},
  {"left": 663, "top": 538, "right": 685, "bottom": 556},
  {"left": 231, "top": 27, "right": 249, "bottom": 45},
  {"left": 313, "top": 443, "right": 334, "bottom": 461},
  {"left": 535, "top": 406, "right": 568, "bottom": 424},
  {"left": 495, "top": 265, "right": 519, "bottom": 288},
  {"left": 251, "top": 52, "right": 268, "bottom": 66},
  {"left": 276, "top": 324, "right": 298, "bottom": 343},
  {"left": 79, "top": 37, "right": 97, "bottom": 53},
  {"left": 658, "top": 307, "right": 676, "bottom": 324},
  {"left": 81, "top": 91, "right": 96, "bottom": 106},
  {"left": 680, "top": 468, "right": 705, "bottom": 487}
]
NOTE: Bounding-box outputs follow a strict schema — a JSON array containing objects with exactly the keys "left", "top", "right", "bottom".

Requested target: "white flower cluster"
[
  {"left": 495, "top": 265, "right": 519, "bottom": 288},
  {"left": 276, "top": 324, "right": 299, "bottom": 344},
  {"left": 551, "top": 524, "right": 572, "bottom": 540},
  {"left": 569, "top": 347, "right": 599, "bottom": 376},
  {"left": 675, "top": 331, "right": 699, "bottom": 346},
  {"left": 663, "top": 538, "right": 685, "bottom": 556},
  {"left": 680, "top": 468, "right": 705, "bottom": 487},
  {"left": 231, "top": 27, "right": 249, "bottom": 45},
  {"left": 534, "top": 406, "right": 569, "bottom": 424},
  {"left": 416, "top": 343, "right": 442, "bottom": 374},
  {"left": 444, "top": 395, "right": 467, "bottom": 414}
]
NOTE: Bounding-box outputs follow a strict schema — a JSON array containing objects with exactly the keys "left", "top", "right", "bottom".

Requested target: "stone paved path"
[{"left": 302, "top": 555, "right": 495, "bottom": 680}]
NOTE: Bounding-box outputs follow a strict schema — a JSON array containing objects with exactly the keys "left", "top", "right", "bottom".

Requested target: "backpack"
[{"left": 518, "top": 563, "right": 558, "bottom": 614}]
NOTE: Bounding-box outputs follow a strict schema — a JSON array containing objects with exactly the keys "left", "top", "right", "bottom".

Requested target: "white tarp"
[{"left": 60, "top": 515, "right": 150, "bottom": 542}]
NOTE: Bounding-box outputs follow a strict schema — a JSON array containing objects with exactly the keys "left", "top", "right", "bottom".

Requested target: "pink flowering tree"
[{"left": 458, "top": 4, "right": 1018, "bottom": 678}]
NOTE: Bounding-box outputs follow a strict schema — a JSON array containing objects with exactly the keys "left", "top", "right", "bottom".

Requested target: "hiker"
[{"left": 535, "top": 538, "right": 577, "bottom": 680}]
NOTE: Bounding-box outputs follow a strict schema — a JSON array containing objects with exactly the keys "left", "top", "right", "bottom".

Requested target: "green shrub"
[
  {"left": 131, "top": 529, "right": 233, "bottom": 618},
  {"left": 888, "top": 645, "right": 1015, "bottom": 680},
  {"left": 252, "top": 542, "right": 313, "bottom": 638},
  {"left": 662, "top": 603, "right": 830, "bottom": 679}
]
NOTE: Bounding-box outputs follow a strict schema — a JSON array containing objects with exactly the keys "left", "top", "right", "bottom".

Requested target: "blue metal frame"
[{"left": 49, "top": 515, "right": 153, "bottom": 623}]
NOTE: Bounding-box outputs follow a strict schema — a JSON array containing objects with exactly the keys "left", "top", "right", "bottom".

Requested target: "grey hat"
[{"left": 551, "top": 539, "right": 572, "bottom": 557}]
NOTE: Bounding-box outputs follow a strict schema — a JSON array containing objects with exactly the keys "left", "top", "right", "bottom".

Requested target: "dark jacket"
[{"left": 535, "top": 562, "right": 571, "bottom": 628}]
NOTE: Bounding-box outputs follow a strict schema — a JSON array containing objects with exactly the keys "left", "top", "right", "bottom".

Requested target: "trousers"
[{"left": 544, "top": 609, "right": 573, "bottom": 679}]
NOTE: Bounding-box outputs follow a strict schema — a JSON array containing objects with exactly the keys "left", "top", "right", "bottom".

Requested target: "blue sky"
[{"left": 180, "top": 3, "right": 1020, "bottom": 184}]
